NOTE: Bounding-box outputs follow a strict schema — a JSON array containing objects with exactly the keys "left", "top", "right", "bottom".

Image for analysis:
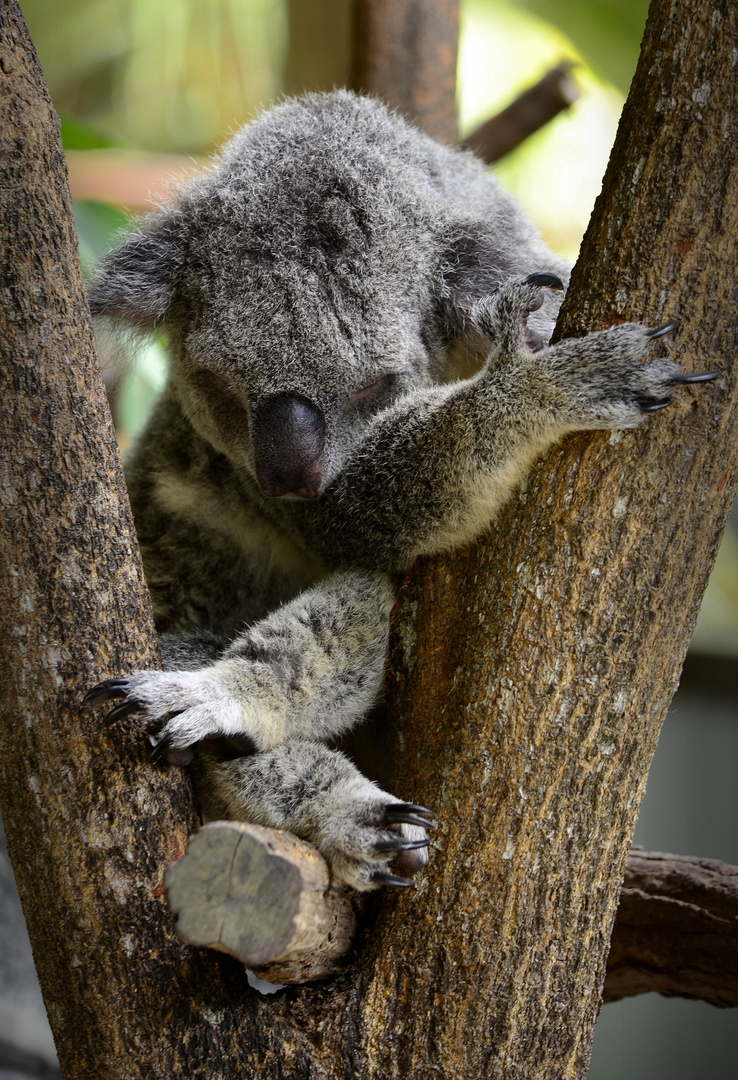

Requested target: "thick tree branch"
[
  {"left": 370, "top": 3, "right": 738, "bottom": 1076},
  {"left": 605, "top": 852, "right": 738, "bottom": 1008}
]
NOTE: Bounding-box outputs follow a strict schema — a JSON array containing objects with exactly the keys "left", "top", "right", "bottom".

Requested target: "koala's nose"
[{"left": 252, "top": 393, "right": 326, "bottom": 499}]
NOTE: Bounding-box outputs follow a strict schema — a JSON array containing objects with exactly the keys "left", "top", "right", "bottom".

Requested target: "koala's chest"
[{"left": 138, "top": 468, "right": 327, "bottom": 635}]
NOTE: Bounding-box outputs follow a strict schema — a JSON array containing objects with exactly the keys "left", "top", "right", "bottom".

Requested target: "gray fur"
[{"left": 88, "top": 91, "right": 711, "bottom": 891}]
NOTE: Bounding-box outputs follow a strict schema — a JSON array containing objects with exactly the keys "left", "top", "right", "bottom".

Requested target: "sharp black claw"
[
  {"left": 645, "top": 320, "right": 679, "bottom": 339},
  {"left": 387, "top": 802, "right": 438, "bottom": 820},
  {"left": 383, "top": 803, "right": 438, "bottom": 830},
  {"left": 149, "top": 731, "right": 174, "bottom": 764},
  {"left": 82, "top": 678, "right": 130, "bottom": 709},
  {"left": 639, "top": 396, "right": 673, "bottom": 412},
  {"left": 374, "top": 837, "right": 431, "bottom": 853},
  {"left": 671, "top": 370, "right": 720, "bottom": 384},
  {"left": 105, "top": 699, "right": 143, "bottom": 724},
  {"left": 524, "top": 272, "right": 565, "bottom": 291},
  {"left": 371, "top": 871, "right": 415, "bottom": 888}
]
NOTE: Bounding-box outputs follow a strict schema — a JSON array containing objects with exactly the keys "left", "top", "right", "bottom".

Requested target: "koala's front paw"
[
  {"left": 83, "top": 672, "right": 256, "bottom": 765},
  {"left": 317, "top": 799, "right": 437, "bottom": 891},
  {"left": 548, "top": 320, "right": 719, "bottom": 431}
]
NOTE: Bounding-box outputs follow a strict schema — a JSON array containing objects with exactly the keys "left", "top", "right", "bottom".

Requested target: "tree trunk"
[
  {"left": 0, "top": 2, "right": 736, "bottom": 1080},
  {"left": 351, "top": 0, "right": 459, "bottom": 142},
  {"left": 377, "top": 2, "right": 738, "bottom": 1076}
]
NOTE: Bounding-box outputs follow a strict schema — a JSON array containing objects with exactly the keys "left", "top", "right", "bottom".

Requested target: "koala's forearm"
[
  {"left": 291, "top": 363, "right": 551, "bottom": 570},
  {"left": 213, "top": 568, "right": 395, "bottom": 747},
  {"left": 88, "top": 570, "right": 396, "bottom": 759},
  {"left": 292, "top": 314, "right": 694, "bottom": 572}
]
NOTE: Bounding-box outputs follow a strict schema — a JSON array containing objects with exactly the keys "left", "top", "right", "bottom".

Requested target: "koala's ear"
[{"left": 87, "top": 217, "right": 182, "bottom": 330}]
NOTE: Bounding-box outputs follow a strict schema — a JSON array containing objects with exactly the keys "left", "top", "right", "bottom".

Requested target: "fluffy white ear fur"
[{"left": 88, "top": 223, "right": 180, "bottom": 329}]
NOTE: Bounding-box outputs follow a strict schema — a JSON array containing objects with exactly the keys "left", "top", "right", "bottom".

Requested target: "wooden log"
[{"left": 164, "top": 821, "right": 356, "bottom": 983}]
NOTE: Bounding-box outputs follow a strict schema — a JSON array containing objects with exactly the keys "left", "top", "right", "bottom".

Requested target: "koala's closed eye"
[{"left": 346, "top": 374, "right": 398, "bottom": 409}]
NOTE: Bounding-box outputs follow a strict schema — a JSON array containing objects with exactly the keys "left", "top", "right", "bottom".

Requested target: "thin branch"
[{"left": 461, "top": 61, "right": 580, "bottom": 164}]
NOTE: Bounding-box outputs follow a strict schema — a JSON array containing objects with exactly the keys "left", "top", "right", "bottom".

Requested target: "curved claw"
[
  {"left": 149, "top": 731, "right": 174, "bottom": 764},
  {"left": 105, "top": 698, "right": 144, "bottom": 724},
  {"left": 371, "top": 870, "right": 415, "bottom": 888},
  {"left": 386, "top": 802, "right": 438, "bottom": 820},
  {"left": 383, "top": 803, "right": 438, "bottom": 830},
  {"left": 645, "top": 320, "right": 679, "bottom": 339},
  {"left": 638, "top": 396, "right": 673, "bottom": 413},
  {"left": 374, "top": 836, "right": 431, "bottom": 854},
  {"left": 671, "top": 370, "right": 720, "bottom": 384},
  {"left": 524, "top": 271, "right": 565, "bottom": 291},
  {"left": 82, "top": 678, "right": 130, "bottom": 709}
]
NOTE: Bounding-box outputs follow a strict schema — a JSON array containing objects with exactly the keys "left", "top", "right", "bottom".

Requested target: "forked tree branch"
[{"left": 1, "top": 1, "right": 737, "bottom": 1079}]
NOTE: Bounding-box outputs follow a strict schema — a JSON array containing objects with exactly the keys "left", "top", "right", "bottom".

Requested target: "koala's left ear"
[{"left": 87, "top": 214, "right": 183, "bottom": 330}]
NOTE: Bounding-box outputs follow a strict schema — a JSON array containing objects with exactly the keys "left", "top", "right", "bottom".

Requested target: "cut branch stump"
[{"left": 165, "top": 821, "right": 356, "bottom": 983}]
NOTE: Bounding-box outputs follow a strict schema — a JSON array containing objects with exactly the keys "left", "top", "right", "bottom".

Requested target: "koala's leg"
[
  {"left": 192, "top": 739, "right": 435, "bottom": 891},
  {"left": 84, "top": 569, "right": 395, "bottom": 764},
  {"left": 296, "top": 275, "right": 718, "bottom": 570}
]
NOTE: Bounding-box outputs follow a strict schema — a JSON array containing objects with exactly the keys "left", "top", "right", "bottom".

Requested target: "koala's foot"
[
  {"left": 83, "top": 672, "right": 258, "bottom": 766},
  {"left": 195, "top": 740, "right": 437, "bottom": 892}
]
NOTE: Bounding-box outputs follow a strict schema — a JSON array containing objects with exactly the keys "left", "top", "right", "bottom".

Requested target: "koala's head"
[{"left": 89, "top": 92, "right": 562, "bottom": 498}]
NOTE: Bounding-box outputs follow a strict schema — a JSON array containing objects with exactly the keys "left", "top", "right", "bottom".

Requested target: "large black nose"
[{"left": 251, "top": 393, "right": 326, "bottom": 498}]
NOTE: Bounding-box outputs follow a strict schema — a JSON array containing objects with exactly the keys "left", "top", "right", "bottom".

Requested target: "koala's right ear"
[{"left": 87, "top": 218, "right": 182, "bottom": 330}]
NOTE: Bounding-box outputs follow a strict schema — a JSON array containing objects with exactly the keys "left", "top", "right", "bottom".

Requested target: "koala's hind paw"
[
  {"left": 206, "top": 746, "right": 438, "bottom": 892},
  {"left": 317, "top": 798, "right": 437, "bottom": 892},
  {"left": 83, "top": 671, "right": 254, "bottom": 766}
]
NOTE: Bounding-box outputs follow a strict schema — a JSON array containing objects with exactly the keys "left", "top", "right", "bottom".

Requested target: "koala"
[{"left": 84, "top": 90, "right": 716, "bottom": 892}]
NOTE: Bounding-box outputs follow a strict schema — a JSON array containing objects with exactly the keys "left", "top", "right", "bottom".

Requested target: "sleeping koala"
[{"left": 84, "top": 90, "right": 716, "bottom": 891}]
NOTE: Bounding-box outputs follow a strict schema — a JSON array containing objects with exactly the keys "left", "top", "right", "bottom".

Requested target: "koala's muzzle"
[{"left": 252, "top": 393, "right": 326, "bottom": 498}]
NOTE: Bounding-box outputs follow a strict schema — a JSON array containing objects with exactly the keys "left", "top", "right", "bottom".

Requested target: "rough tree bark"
[
  {"left": 0, "top": 2, "right": 736, "bottom": 1080},
  {"left": 606, "top": 852, "right": 738, "bottom": 1008}
]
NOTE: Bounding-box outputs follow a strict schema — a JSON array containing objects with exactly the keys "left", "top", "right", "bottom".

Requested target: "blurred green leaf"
[
  {"left": 517, "top": 0, "right": 650, "bottom": 93},
  {"left": 60, "top": 114, "right": 120, "bottom": 150}
]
